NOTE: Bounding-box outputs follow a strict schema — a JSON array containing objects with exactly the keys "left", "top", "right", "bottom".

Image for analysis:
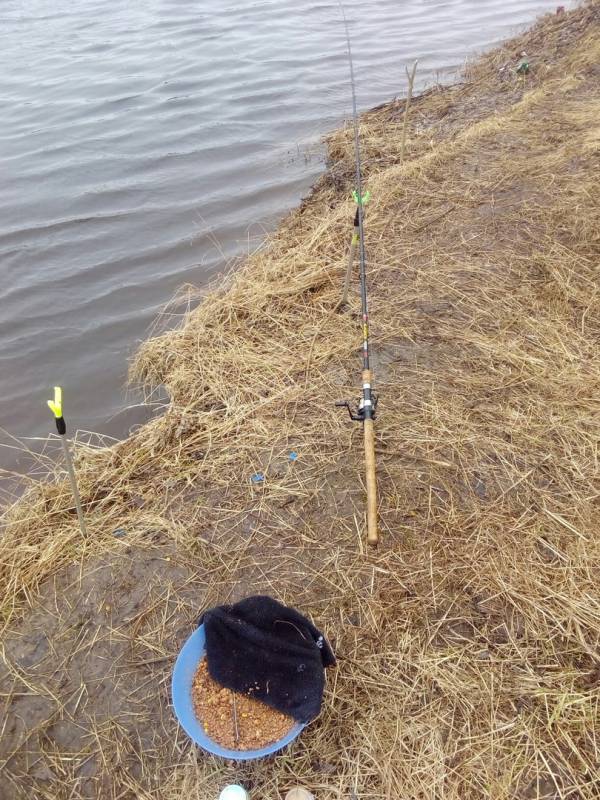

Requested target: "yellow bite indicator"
[{"left": 47, "top": 386, "right": 63, "bottom": 419}]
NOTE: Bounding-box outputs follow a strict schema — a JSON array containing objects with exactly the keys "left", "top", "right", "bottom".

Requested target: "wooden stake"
[{"left": 60, "top": 435, "right": 88, "bottom": 539}]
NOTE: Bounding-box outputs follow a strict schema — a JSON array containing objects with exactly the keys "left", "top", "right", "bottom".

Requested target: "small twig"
[
  {"left": 231, "top": 690, "right": 240, "bottom": 746},
  {"left": 274, "top": 619, "right": 308, "bottom": 639},
  {"left": 338, "top": 222, "right": 359, "bottom": 309},
  {"left": 400, "top": 59, "right": 418, "bottom": 164}
]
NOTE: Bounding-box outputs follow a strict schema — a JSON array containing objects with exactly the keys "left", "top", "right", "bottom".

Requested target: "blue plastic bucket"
[{"left": 172, "top": 624, "right": 305, "bottom": 760}]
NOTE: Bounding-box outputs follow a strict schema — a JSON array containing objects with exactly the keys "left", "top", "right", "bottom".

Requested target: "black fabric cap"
[{"left": 200, "top": 595, "right": 335, "bottom": 724}]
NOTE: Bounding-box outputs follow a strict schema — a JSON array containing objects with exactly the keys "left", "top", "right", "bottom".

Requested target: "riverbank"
[{"left": 2, "top": 3, "right": 599, "bottom": 798}]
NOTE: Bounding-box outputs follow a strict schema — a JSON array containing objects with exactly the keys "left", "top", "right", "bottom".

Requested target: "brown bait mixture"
[{"left": 192, "top": 658, "right": 294, "bottom": 750}]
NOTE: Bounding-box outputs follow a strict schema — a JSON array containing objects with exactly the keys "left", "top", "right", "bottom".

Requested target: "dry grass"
[{"left": 1, "top": 2, "right": 600, "bottom": 798}]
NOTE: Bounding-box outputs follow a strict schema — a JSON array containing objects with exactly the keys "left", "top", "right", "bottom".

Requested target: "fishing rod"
[{"left": 335, "top": 4, "right": 379, "bottom": 546}]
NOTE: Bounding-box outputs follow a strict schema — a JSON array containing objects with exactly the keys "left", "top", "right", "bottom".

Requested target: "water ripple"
[{"left": 0, "top": 0, "right": 575, "bottom": 470}]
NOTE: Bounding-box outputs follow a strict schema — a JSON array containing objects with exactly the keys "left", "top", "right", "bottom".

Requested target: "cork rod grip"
[{"left": 363, "top": 417, "right": 378, "bottom": 546}]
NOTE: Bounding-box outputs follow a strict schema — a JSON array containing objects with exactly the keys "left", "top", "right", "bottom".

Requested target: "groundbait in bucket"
[{"left": 172, "top": 597, "right": 335, "bottom": 760}]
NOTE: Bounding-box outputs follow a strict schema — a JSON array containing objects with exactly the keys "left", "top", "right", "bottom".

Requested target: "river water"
[{"left": 0, "top": 0, "right": 573, "bottom": 479}]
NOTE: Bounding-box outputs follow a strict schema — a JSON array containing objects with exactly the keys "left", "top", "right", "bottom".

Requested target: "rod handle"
[{"left": 363, "top": 417, "right": 378, "bottom": 546}]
